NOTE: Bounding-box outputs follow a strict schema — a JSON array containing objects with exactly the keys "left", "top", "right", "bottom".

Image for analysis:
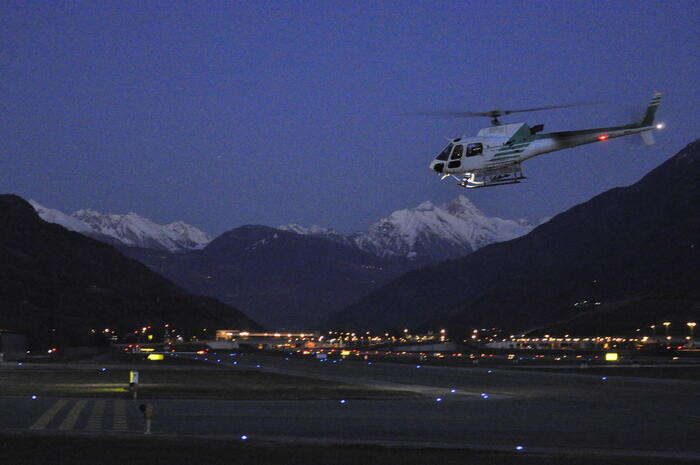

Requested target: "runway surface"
[{"left": 3, "top": 353, "right": 699, "bottom": 458}]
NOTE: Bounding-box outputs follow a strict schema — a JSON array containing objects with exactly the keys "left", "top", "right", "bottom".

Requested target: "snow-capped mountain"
[
  {"left": 281, "top": 195, "right": 535, "bottom": 263},
  {"left": 28, "top": 200, "right": 94, "bottom": 234},
  {"left": 29, "top": 201, "right": 210, "bottom": 252}
]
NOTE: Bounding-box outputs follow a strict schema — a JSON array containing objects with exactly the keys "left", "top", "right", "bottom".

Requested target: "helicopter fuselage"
[{"left": 428, "top": 92, "right": 662, "bottom": 188}]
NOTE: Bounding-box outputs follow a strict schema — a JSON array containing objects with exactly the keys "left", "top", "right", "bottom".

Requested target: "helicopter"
[{"left": 423, "top": 92, "right": 663, "bottom": 188}]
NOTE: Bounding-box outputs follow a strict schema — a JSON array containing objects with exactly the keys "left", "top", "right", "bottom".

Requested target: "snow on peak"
[
  {"left": 29, "top": 201, "right": 210, "bottom": 251},
  {"left": 29, "top": 200, "right": 93, "bottom": 234},
  {"left": 285, "top": 196, "right": 535, "bottom": 262},
  {"left": 71, "top": 209, "right": 211, "bottom": 251},
  {"left": 279, "top": 224, "right": 339, "bottom": 236}
]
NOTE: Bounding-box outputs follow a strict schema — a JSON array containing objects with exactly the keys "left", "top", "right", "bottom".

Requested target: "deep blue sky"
[{"left": 2, "top": 1, "right": 698, "bottom": 234}]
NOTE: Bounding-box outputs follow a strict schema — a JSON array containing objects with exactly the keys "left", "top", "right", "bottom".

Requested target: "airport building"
[{"left": 215, "top": 330, "right": 321, "bottom": 349}]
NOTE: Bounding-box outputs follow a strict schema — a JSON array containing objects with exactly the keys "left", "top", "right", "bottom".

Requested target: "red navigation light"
[{"left": 598, "top": 134, "right": 609, "bottom": 141}]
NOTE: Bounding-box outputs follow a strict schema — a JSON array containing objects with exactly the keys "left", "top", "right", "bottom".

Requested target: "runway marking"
[
  {"left": 29, "top": 399, "right": 68, "bottom": 430},
  {"left": 113, "top": 399, "right": 128, "bottom": 431},
  {"left": 84, "top": 399, "right": 105, "bottom": 432},
  {"left": 59, "top": 399, "right": 87, "bottom": 430}
]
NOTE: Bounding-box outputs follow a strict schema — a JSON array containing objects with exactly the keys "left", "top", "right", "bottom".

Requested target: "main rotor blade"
[
  {"left": 401, "top": 111, "right": 495, "bottom": 118},
  {"left": 503, "top": 101, "right": 604, "bottom": 115},
  {"left": 402, "top": 101, "right": 604, "bottom": 119}
]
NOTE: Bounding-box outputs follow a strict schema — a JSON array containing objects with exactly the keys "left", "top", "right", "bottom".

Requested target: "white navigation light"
[{"left": 656, "top": 122, "right": 665, "bottom": 130}]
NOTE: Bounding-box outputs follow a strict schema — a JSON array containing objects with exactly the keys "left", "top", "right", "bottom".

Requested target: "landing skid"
[
  {"left": 451, "top": 170, "right": 526, "bottom": 189},
  {"left": 461, "top": 177, "right": 526, "bottom": 188}
]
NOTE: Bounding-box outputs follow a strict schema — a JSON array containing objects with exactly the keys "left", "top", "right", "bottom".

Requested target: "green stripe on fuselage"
[
  {"left": 497, "top": 143, "right": 529, "bottom": 151},
  {"left": 495, "top": 150, "right": 524, "bottom": 157}
]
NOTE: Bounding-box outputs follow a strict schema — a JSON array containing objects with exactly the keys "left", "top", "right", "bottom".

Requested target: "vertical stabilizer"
[{"left": 641, "top": 91, "right": 662, "bottom": 126}]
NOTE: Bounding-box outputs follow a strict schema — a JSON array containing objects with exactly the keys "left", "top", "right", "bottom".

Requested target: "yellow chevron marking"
[
  {"left": 59, "top": 399, "right": 87, "bottom": 430},
  {"left": 113, "top": 399, "right": 128, "bottom": 431},
  {"left": 84, "top": 399, "right": 105, "bottom": 432},
  {"left": 29, "top": 399, "right": 68, "bottom": 430}
]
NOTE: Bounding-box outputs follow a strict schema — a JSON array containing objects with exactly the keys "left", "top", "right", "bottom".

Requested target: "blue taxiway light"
[
  {"left": 416, "top": 365, "right": 422, "bottom": 369},
  {"left": 601, "top": 376, "right": 608, "bottom": 381},
  {"left": 515, "top": 446, "right": 524, "bottom": 451},
  {"left": 31, "top": 395, "right": 37, "bottom": 399},
  {"left": 481, "top": 393, "right": 489, "bottom": 399},
  {"left": 240, "top": 435, "right": 248, "bottom": 440},
  {"left": 101, "top": 368, "right": 107, "bottom": 372},
  {"left": 435, "top": 397, "right": 442, "bottom": 402},
  {"left": 256, "top": 364, "right": 261, "bottom": 368},
  {"left": 339, "top": 399, "right": 347, "bottom": 404},
  {"left": 487, "top": 370, "right": 493, "bottom": 374},
  {"left": 450, "top": 389, "right": 457, "bottom": 393}
]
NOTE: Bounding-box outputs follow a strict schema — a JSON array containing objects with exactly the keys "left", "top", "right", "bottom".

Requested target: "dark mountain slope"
[
  {"left": 120, "top": 226, "right": 411, "bottom": 329},
  {"left": 0, "top": 195, "right": 259, "bottom": 347},
  {"left": 330, "top": 140, "right": 700, "bottom": 333}
]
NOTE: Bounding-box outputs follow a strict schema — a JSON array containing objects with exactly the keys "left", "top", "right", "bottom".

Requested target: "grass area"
[
  {"left": 505, "top": 365, "right": 700, "bottom": 380},
  {"left": 0, "top": 364, "right": 412, "bottom": 400},
  {"left": 2, "top": 433, "right": 696, "bottom": 465}
]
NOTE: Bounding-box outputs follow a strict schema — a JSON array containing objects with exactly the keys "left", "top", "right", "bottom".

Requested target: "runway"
[{"left": 3, "top": 353, "right": 699, "bottom": 459}]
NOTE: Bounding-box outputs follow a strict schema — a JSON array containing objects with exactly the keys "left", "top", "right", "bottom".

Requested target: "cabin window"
[
  {"left": 450, "top": 145, "right": 464, "bottom": 160},
  {"left": 436, "top": 143, "right": 453, "bottom": 161},
  {"left": 448, "top": 160, "right": 461, "bottom": 169},
  {"left": 466, "top": 143, "right": 483, "bottom": 157}
]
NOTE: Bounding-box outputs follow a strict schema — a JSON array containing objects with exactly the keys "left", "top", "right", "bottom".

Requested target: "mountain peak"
[
  {"left": 30, "top": 203, "right": 210, "bottom": 252},
  {"left": 287, "top": 196, "right": 534, "bottom": 263},
  {"left": 415, "top": 200, "right": 435, "bottom": 211},
  {"left": 445, "top": 195, "right": 482, "bottom": 217}
]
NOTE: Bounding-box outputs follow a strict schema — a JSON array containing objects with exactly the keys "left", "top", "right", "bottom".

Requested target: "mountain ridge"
[
  {"left": 29, "top": 201, "right": 211, "bottom": 252},
  {"left": 1, "top": 195, "right": 260, "bottom": 347},
  {"left": 281, "top": 195, "right": 535, "bottom": 264}
]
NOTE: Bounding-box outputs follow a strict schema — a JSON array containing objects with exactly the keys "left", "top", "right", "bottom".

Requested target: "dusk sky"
[{"left": 2, "top": 1, "right": 698, "bottom": 235}]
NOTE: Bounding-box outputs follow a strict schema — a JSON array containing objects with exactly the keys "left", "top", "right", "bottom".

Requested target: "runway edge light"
[{"left": 605, "top": 352, "right": 618, "bottom": 362}]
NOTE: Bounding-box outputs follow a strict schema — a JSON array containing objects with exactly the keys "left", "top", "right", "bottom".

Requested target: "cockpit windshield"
[{"left": 436, "top": 143, "right": 453, "bottom": 161}]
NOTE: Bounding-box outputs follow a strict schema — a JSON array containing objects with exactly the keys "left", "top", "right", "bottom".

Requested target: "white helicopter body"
[{"left": 428, "top": 92, "right": 663, "bottom": 188}]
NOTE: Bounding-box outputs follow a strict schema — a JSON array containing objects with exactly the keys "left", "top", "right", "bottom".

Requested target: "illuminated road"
[{"left": 3, "top": 354, "right": 699, "bottom": 459}]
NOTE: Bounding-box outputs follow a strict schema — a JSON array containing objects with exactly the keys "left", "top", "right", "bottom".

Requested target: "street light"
[
  {"left": 662, "top": 322, "right": 671, "bottom": 339},
  {"left": 688, "top": 322, "right": 696, "bottom": 347}
]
